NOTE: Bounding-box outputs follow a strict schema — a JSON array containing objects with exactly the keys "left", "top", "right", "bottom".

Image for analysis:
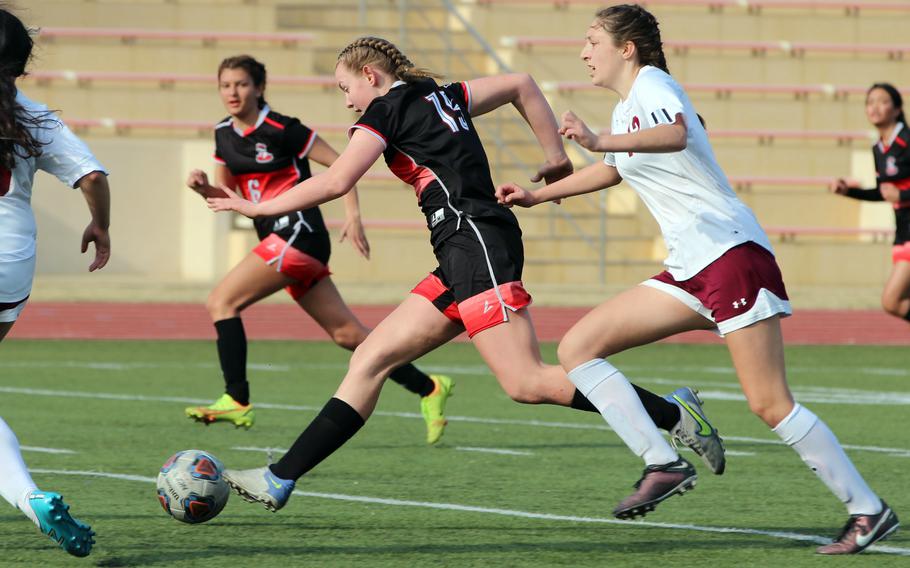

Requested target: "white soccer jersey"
[
  {"left": 0, "top": 91, "right": 106, "bottom": 265},
  {"left": 603, "top": 66, "right": 773, "bottom": 280}
]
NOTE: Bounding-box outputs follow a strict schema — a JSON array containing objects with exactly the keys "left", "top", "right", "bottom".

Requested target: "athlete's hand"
[
  {"left": 340, "top": 215, "right": 371, "bottom": 260},
  {"left": 880, "top": 182, "right": 900, "bottom": 203},
  {"left": 531, "top": 156, "right": 573, "bottom": 185},
  {"left": 81, "top": 221, "right": 110, "bottom": 272},
  {"left": 829, "top": 178, "right": 858, "bottom": 195},
  {"left": 206, "top": 186, "right": 259, "bottom": 218},
  {"left": 496, "top": 183, "right": 539, "bottom": 208},
  {"left": 559, "top": 110, "right": 597, "bottom": 150},
  {"left": 186, "top": 169, "right": 209, "bottom": 190}
]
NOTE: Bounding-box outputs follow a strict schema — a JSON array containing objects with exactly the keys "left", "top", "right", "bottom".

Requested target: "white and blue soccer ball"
[{"left": 156, "top": 449, "right": 230, "bottom": 524}]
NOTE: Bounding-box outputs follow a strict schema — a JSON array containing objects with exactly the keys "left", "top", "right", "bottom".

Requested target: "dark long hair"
[
  {"left": 0, "top": 8, "right": 47, "bottom": 170},
  {"left": 218, "top": 54, "right": 268, "bottom": 109},
  {"left": 595, "top": 4, "right": 669, "bottom": 74},
  {"left": 868, "top": 83, "right": 906, "bottom": 125}
]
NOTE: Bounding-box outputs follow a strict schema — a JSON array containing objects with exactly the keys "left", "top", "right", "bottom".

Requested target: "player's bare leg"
[
  {"left": 880, "top": 261, "right": 910, "bottom": 321},
  {"left": 224, "top": 295, "right": 462, "bottom": 511},
  {"left": 186, "top": 253, "right": 294, "bottom": 427},
  {"left": 727, "top": 317, "right": 896, "bottom": 554}
]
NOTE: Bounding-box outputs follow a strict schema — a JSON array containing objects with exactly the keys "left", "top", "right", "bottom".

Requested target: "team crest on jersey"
[
  {"left": 627, "top": 116, "right": 641, "bottom": 157},
  {"left": 255, "top": 143, "right": 274, "bottom": 164},
  {"left": 886, "top": 156, "right": 898, "bottom": 177}
]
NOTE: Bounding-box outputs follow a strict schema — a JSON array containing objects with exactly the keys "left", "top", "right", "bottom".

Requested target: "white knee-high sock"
[
  {"left": 568, "top": 359, "right": 678, "bottom": 466},
  {"left": 0, "top": 418, "right": 39, "bottom": 524},
  {"left": 773, "top": 403, "right": 881, "bottom": 515}
]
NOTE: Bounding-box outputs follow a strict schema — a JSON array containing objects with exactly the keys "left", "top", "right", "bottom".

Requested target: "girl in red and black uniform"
[
  {"left": 832, "top": 83, "right": 910, "bottom": 323},
  {"left": 204, "top": 38, "right": 718, "bottom": 512},
  {"left": 185, "top": 55, "right": 452, "bottom": 443}
]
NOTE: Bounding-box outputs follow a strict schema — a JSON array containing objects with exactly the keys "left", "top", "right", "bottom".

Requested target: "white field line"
[
  {"left": 3, "top": 385, "right": 909, "bottom": 458},
  {"left": 20, "top": 446, "right": 76, "bottom": 455},
  {"left": 454, "top": 447, "right": 534, "bottom": 456},
  {"left": 3, "top": 360, "right": 909, "bottom": 406},
  {"left": 26, "top": 468, "right": 910, "bottom": 556}
]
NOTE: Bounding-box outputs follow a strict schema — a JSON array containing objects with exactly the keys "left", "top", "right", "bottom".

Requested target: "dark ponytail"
[
  {"left": 0, "top": 9, "right": 49, "bottom": 170},
  {"left": 595, "top": 4, "right": 669, "bottom": 75},
  {"left": 868, "top": 83, "right": 906, "bottom": 125},
  {"left": 218, "top": 54, "right": 268, "bottom": 109}
]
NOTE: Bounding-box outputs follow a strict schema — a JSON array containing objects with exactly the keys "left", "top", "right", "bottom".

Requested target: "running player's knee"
[
  {"left": 206, "top": 290, "right": 239, "bottom": 320},
  {"left": 330, "top": 323, "right": 367, "bottom": 351},
  {"left": 348, "top": 343, "right": 394, "bottom": 382},
  {"left": 747, "top": 397, "right": 789, "bottom": 427},
  {"left": 881, "top": 294, "right": 903, "bottom": 317},
  {"left": 556, "top": 338, "right": 593, "bottom": 372},
  {"left": 499, "top": 379, "right": 546, "bottom": 404}
]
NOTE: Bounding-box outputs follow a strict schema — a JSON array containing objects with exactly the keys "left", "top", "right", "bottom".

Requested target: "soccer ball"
[{"left": 156, "top": 449, "right": 230, "bottom": 524}]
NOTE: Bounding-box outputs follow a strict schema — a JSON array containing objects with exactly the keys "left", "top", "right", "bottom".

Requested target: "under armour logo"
[
  {"left": 483, "top": 300, "right": 496, "bottom": 314},
  {"left": 732, "top": 297, "right": 748, "bottom": 309}
]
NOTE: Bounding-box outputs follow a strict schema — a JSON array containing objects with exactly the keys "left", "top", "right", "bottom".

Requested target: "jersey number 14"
[{"left": 425, "top": 91, "right": 469, "bottom": 133}]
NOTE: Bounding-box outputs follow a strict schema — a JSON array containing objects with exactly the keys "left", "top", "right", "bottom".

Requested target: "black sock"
[
  {"left": 632, "top": 384, "right": 681, "bottom": 431},
  {"left": 904, "top": 308, "right": 910, "bottom": 323},
  {"left": 270, "top": 397, "right": 365, "bottom": 481},
  {"left": 388, "top": 363, "right": 436, "bottom": 397},
  {"left": 214, "top": 317, "right": 249, "bottom": 405},
  {"left": 571, "top": 386, "right": 681, "bottom": 432}
]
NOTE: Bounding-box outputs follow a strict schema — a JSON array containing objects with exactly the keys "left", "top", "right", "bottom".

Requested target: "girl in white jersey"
[
  {"left": 0, "top": 9, "right": 107, "bottom": 557},
  {"left": 497, "top": 4, "right": 897, "bottom": 555}
]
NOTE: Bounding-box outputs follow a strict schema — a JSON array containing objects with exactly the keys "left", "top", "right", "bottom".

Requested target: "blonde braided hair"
[{"left": 337, "top": 36, "right": 441, "bottom": 83}]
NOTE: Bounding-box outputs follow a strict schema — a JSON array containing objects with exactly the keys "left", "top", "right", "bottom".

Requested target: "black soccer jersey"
[
  {"left": 846, "top": 123, "right": 910, "bottom": 244},
  {"left": 351, "top": 79, "right": 518, "bottom": 246},
  {"left": 213, "top": 105, "right": 327, "bottom": 238}
]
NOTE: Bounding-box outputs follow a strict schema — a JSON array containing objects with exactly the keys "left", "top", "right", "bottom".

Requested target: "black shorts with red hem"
[
  {"left": 253, "top": 230, "right": 331, "bottom": 300},
  {"left": 411, "top": 218, "right": 532, "bottom": 337}
]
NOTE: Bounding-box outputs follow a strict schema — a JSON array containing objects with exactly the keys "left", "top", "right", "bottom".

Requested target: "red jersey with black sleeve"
[
  {"left": 350, "top": 79, "right": 519, "bottom": 247},
  {"left": 213, "top": 105, "right": 327, "bottom": 239},
  {"left": 845, "top": 123, "right": 910, "bottom": 244}
]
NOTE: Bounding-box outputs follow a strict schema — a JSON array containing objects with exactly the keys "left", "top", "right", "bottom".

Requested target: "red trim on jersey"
[
  {"left": 235, "top": 166, "right": 299, "bottom": 201},
  {"left": 298, "top": 130, "right": 317, "bottom": 159},
  {"left": 388, "top": 150, "right": 436, "bottom": 198},
  {"left": 349, "top": 124, "right": 387, "bottom": 147},
  {"left": 458, "top": 282, "right": 532, "bottom": 337},
  {"left": 0, "top": 167, "right": 10, "bottom": 197},
  {"left": 895, "top": 136, "right": 907, "bottom": 148},
  {"left": 241, "top": 125, "right": 258, "bottom": 137},
  {"left": 460, "top": 82, "right": 471, "bottom": 111},
  {"left": 263, "top": 116, "right": 286, "bottom": 131},
  {"left": 212, "top": 154, "right": 226, "bottom": 165}
]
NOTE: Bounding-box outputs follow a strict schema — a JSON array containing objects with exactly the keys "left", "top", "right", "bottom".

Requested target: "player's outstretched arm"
[
  {"left": 308, "top": 135, "right": 370, "bottom": 259},
  {"left": 591, "top": 112, "right": 688, "bottom": 154},
  {"left": 497, "top": 161, "right": 622, "bottom": 208},
  {"left": 207, "top": 130, "right": 383, "bottom": 219},
  {"left": 466, "top": 73, "right": 572, "bottom": 184},
  {"left": 76, "top": 170, "right": 111, "bottom": 272}
]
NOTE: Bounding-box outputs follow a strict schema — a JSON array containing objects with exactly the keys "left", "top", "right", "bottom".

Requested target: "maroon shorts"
[
  {"left": 253, "top": 233, "right": 331, "bottom": 300},
  {"left": 643, "top": 242, "right": 791, "bottom": 335}
]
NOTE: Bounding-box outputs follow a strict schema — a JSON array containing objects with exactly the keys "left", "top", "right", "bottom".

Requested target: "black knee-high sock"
[
  {"left": 214, "top": 317, "right": 249, "bottom": 405},
  {"left": 388, "top": 363, "right": 436, "bottom": 397},
  {"left": 903, "top": 308, "right": 910, "bottom": 323},
  {"left": 270, "top": 397, "right": 365, "bottom": 481},
  {"left": 571, "top": 385, "right": 681, "bottom": 432}
]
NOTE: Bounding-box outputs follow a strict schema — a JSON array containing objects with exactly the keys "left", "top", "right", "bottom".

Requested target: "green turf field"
[{"left": 0, "top": 340, "right": 908, "bottom": 567}]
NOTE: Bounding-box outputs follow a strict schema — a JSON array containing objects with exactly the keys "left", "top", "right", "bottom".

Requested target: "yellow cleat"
[
  {"left": 420, "top": 375, "right": 454, "bottom": 444},
  {"left": 185, "top": 393, "right": 255, "bottom": 429}
]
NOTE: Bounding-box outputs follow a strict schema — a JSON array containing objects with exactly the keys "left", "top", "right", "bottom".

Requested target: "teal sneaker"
[
  {"left": 224, "top": 466, "right": 295, "bottom": 512},
  {"left": 27, "top": 491, "right": 94, "bottom": 557},
  {"left": 665, "top": 387, "right": 726, "bottom": 475}
]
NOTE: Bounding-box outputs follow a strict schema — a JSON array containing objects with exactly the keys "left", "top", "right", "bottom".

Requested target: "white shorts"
[{"left": 0, "top": 255, "right": 35, "bottom": 322}]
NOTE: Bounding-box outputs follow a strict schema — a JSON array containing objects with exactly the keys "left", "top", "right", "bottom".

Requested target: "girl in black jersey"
[
  {"left": 205, "top": 38, "right": 719, "bottom": 512},
  {"left": 832, "top": 83, "right": 910, "bottom": 323},
  {"left": 184, "top": 55, "right": 452, "bottom": 444}
]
